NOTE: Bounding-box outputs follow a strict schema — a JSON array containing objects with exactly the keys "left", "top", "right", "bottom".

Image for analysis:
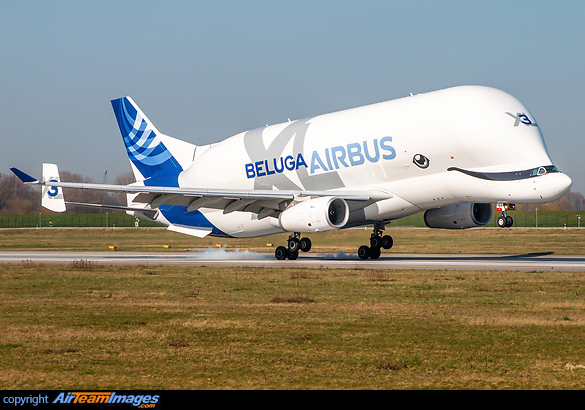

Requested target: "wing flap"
[{"left": 167, "top": 224, "right": 213, "bottom": 238}]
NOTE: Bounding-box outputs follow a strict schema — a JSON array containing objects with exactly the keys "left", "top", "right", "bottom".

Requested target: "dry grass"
[
  {"left": 271, "top": 295, "right": 315, "bottom": 303},
  {"left": 1, "top": 263, "right": 585, "bottom": 389},
  {"left": 1, "top": 227, "right": 584, "bottom": 255},
  {"left": 70, "top": 259, "right": 97, "bottom": 269}
]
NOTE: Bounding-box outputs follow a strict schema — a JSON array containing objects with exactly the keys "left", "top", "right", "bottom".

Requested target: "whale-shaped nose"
[
  {"left": 559, "top": 172, "right": 573, "bottom": 195},
  {"left": 541, "top": 172, "right": 573, "bottom": 201}
]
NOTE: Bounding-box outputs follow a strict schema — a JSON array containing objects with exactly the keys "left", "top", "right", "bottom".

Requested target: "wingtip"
[{"left": 10, "top": 167, "right": 38, "bottom": 183}]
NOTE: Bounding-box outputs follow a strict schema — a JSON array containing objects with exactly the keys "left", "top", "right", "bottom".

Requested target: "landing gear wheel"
[
  {"left": 496, "top": 202, "right": 515, "bottom": 228},
  {"left": 370, "top": 235, "right": 382, "bottom": 249},
  {"left": 358, "top": 223, "right": 392, "bottom": 260},
  {"left": 381, "top": 235, "right": 393, "bottom": 250},
  {"left": 278, "top": 233, "right": 311, "bottom": 260},
  {"left": 275, "top": 246, "right": 288, "bottom": 260},
  {"left": 358, "top": 245, "right": 370, "bottom": 260},
  {"left": 497, "top": 215, "right": 514, "bottom": 228},
  {"left": 288, "top": 237, "right": 300, "bottom": 252},
  {"left": 369, "top": 246, "right": 381, "bottom": 260},
  {"left": 299, "top": 237, "right": 312, "bottom": 252},
  {"left": 287, "top": 250, "right": 299, "bottom": 260}
]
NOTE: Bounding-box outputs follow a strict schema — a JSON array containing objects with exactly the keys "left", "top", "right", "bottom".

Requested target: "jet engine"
[
  {"left": 424, "top": 203, "right": 492, "bottom": 229},
  {"left": 278, "top": 196, "right": 349, "bottom": 233}
]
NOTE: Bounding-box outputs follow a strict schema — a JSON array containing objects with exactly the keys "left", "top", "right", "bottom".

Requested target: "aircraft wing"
[{"left": 11, "top": 166, "right": 391, "bottom": 218}]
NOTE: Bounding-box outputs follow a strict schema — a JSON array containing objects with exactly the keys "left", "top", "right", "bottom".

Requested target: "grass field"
[
  {"left": 1, "top": 228, "right": 584, "bottom": 389},
  {"left": 1, "top": 263, "right": 585, "bottom": 389},
  {"left": 0, "top": 210, "right": 583, "bottom": 228},
  {"left": 0, "top": 226, "right": 584, "bottom": 255}
]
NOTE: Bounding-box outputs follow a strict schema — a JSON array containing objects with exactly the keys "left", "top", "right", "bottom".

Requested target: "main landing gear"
[
  {"left": 274, "top": 232, "right": 312, "bottom": 260},
  {"left": 496, "top": 201, "right": 515, "bottom": 228},
  {"left": 357, "top": 222, "right": 393, "bottom": 260},
  {"left": 274, "top": 224, "right": 394, "bottom": 261}
]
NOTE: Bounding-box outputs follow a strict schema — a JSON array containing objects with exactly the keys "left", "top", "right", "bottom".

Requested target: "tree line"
[
  {"left": 0, "top": 171, "right": 133, "bottom": 215},
  {"left": 516, "top": 190, "right": 585, "bottom": 212},
  {"left": 1, "top": 170, "right": 584, "bottom": 215}
]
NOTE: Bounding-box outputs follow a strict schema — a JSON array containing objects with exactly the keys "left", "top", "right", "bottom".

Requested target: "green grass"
[
  {"left": 0, "top": 211, "right": 583, "bottom": 229},
  {"left": 0, "top": 226, "right": 584, "bottom": 255},
  {"left": 0, "top": 213, "right": 161, "bottom": 229},
  {"left": 1, "top": 263, "right": 585, "bottom": 389},
  {"left": 390, "top": 210, "right": 584, "bottom": 228}
]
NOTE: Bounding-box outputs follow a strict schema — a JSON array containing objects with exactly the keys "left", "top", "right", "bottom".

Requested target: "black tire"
[
  {"left": 369, "top": 246, "right": 381, "bottom": 260},
  {"left": 370, "top": 235, "right": 382, "bottom": 249},
  {"left": 299, "top": 237, "right": 312, "bottom": 252},
  {"left": 381, "top": 235, "right": 393, "bottom": 250},
  {"left": 275, "top": 246, "right": 288, "bottom": 260},
  {"left": 358, "top": 245, "right": 370, "bottom": 260},
  {"left": 288, "top": 238, "right": 300, "bottom": 252},
  {"left": 506, "top": 216, "right": 513, "bottom": 228},
  {"left": 287, "top": 250, "right": 299, "bottom": 260},
  {"left": 497, "top": 216, "right": 507, "bottom": 228}
]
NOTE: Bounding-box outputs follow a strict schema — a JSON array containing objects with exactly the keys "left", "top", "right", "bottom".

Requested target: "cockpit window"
[
  {"left": 530, "top": 166, "right": 560, "bottom": 177},
  {"left": 531, "top": 168, "right": 543, "bottom": 176}
]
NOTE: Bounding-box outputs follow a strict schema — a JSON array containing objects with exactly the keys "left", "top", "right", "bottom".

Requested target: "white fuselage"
[{"left": 155, "top": 86, "right": 571, "bottom": 237}]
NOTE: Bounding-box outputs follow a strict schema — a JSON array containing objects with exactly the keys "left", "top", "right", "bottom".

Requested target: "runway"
[{"left": 2, "top": 250, "right": 585, "bottom": 272}]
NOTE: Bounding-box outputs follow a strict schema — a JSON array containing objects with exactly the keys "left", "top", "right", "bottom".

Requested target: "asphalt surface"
[{"left": 2, "top": 250, "right": 585, "bottom": 271}]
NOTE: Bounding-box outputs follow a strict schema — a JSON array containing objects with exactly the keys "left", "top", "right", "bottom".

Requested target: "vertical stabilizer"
[
  {"left": 111, "top": 97, "right": 196, "bottom": 187},
  {"left": 41, "top": 163, "right": 66, "bottom": 212}
]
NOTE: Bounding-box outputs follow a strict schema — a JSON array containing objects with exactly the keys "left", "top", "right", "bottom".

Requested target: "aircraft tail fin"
[
  {"left": 41, "top": 163, "right": 66, "bottom": 213},
  {"left": 111, "top": 97, "right": 196, "bottom": 187}
]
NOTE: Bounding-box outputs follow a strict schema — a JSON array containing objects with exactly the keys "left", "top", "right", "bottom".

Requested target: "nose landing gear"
[
  {"left": 358, "top": 222, "right": 393, "bottom": 260},
  {"left": 496, "top": 201, "right": 515, "bottom": 228}
]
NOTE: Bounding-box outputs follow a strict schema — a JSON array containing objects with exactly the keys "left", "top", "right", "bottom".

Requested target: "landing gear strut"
[
  {"left": 274, "top": 232, "right": 312, "bottom": 260},
  {"left": 496, "top": 201, "right": 515, "bottom": 228},
  {"left": 358, "top": 222, "right": 393, "bottom": 260}
]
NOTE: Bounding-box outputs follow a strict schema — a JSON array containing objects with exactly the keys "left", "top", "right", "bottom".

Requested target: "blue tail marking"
[
  {"left": 111, "top": 97, "right": 182, "bottom": 186},
  {"left": 111, "top": 97, "right": 227, "bottom": 236},
  {"left": 10, "top": 167, "right": 38, "bottom": 183}
]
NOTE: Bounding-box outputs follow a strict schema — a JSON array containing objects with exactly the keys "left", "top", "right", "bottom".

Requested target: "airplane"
[{"left": 11, "top": 85, "right": 572, "bottom": 260}]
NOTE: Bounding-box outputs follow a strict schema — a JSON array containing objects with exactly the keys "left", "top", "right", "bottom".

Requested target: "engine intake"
[
  {"left": 278, "top": 196, "right": 349, "bottom": 233},
  {"left": 424, "top": 203, "right": 492, "bottom": 229}
]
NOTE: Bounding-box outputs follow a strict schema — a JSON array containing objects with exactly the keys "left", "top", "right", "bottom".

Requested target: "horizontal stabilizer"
[{"left": 10, "top": 167, "right": 38, "bottom": 183}]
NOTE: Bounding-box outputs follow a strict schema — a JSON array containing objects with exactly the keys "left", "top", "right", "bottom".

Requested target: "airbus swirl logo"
[{"left": 505, "top": 112, "right": 538, "bottom": 127}]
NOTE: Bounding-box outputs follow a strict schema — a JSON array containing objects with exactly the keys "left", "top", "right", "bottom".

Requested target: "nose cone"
[
  {"left": 542, "top": 172, "right": 573, "bottom": 202},
  {"left": 559, "top": 172, "right": 573, "bottom": 195}
]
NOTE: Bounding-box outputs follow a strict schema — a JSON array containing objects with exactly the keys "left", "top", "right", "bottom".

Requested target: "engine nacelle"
[
  {"left": 278, "top": 196, "right": 349, "bottom": 233},
  {"left": 424, "top": 203, "right": 492, "bottom": 229}
]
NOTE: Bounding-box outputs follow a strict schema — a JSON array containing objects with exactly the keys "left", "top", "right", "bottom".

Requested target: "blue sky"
[{"left": 1, "top": 1, "right": 584, "bottom": 193}]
